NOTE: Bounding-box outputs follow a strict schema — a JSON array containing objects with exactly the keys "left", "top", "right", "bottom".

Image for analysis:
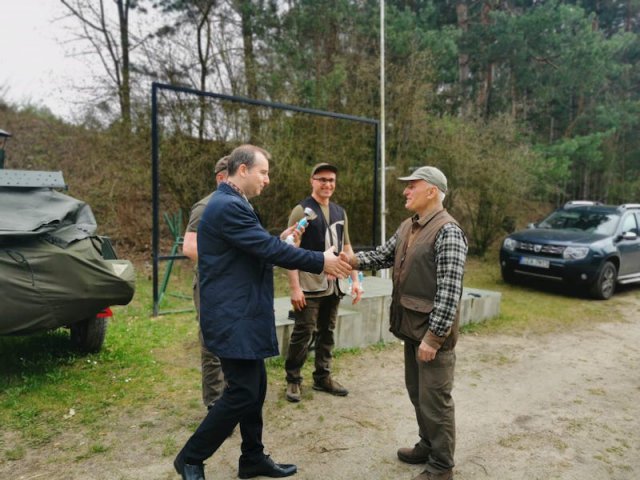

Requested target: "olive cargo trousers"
[
  {"left": 285, "top": 295, "right": 340, "bottom": 385},
  {"left": 404, "top": 341, "right": 456, "bottom": 474}
]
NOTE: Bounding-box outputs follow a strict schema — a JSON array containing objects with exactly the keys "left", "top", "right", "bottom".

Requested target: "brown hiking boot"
[
  {"left": 286, "top": 383, "right": 301, "bottom": 403},
  {"left": 397, "top": 443, "right": 429, "bottom": 464},
  {"left": 412, "top": 470, "right": 453, "bottom": 480},
  {"left": 312, "top": 377, "right": 348, "bottom": 396}
]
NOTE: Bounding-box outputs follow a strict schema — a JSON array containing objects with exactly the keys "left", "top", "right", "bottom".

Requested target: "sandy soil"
[{"left": 6, "top": 294, "right": 640, "bottom": 480}]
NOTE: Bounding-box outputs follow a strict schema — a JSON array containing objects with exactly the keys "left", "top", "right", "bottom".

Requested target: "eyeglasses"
[{"left": 312, "top": 177, "right": 336, "bottom": 184}]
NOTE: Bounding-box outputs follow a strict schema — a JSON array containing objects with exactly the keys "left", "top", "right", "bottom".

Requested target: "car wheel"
[
  {"left": 501, "top": 267, "right": 517, "bottom": 284},
  {"left": 70, "top": 315, "right": 108, "bottom": 353},
  {"left": 589, "top": 261, "right": 617, "bottom": 300}
]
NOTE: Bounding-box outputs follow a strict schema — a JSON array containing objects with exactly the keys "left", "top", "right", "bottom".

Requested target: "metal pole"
[
  {"left": 373, "top": 122, "right": 380, "bottom": 247},
  {"left": 380, "top": 0, "right": 386, "bottom": 244},
  {"left": 0, "top": 129, "right": 11, "bottom": 169},
  {"left": 380, "top": 0, "right": 389, "bottom": 278},
  {"left": 151, "top": 82, "right": 378, "bottom": 126},
  {"left": 151, "top": 83, "right": 160, "bottom": 316}
]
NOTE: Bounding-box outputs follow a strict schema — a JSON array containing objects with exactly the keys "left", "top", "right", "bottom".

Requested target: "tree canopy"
[{"left": 3, "top": 0, "right": 638, "bottom": 255}]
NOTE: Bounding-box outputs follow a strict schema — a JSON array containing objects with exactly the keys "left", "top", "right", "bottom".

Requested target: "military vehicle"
[{"left": 0, "top": 163, "right": 135, "bottom": 352}]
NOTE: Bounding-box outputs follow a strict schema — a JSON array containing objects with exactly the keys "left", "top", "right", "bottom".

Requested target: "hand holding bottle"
[{"left": 284, "top": 217, "right": 309, "bottom": 245}]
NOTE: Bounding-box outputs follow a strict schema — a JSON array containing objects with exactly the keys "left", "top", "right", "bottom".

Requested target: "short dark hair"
[{"left": 227, "top": 145, "right": 271, "bottom": 175}]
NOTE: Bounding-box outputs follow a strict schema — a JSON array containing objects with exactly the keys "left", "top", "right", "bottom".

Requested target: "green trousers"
[
  {"left": 404, "top": 341, "right": 456, "bottom": 474},
  {"left": 194, "top": 280, "right": 225, "bottom": 407},
  {"left": 285, "top": 295, "right": 340, "bottom": 384}
]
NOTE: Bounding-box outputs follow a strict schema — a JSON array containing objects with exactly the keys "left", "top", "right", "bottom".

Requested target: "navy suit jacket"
[{"left": 197, "top": 182, "right": 324, "bottom": 359}]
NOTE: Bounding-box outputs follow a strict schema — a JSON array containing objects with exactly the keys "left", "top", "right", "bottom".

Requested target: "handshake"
[
  {"left": 280, "top": 223, "right": 357, "bottom": 279},
  {"left": 322, "top": 248, "right": 357, "bottom": 279}
]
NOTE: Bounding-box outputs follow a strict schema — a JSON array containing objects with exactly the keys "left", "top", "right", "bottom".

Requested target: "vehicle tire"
[
  {"left": 589, "top": 261, "right": 617, "bottom": 300},
  {"left": 501, "top": 267, "right": 517, "bottom": 284},
  {"left": 70, "top": 315, "right": 108, "bottom": 353}
]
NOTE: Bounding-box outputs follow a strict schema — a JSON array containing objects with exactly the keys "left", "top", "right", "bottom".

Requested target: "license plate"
[{"left": 520, "top": 257, "right": 550, "bottom": 268}]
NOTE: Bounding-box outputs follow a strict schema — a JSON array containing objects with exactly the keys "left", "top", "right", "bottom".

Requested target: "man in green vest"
[
  {"left": 182, "top": 156, "right": 228, "bottom": 409},
  {"left": 341, "top": 166, "right": 467, "bottom": 480}
]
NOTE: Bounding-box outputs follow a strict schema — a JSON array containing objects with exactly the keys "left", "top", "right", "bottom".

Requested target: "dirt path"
[{"left": 8, "top": 296, "right": 640, "bottom": 480}]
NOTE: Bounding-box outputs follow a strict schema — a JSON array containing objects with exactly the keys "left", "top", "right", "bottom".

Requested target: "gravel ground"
[{"left": 4, "top": 294, "right": 640, "bottom": 480}]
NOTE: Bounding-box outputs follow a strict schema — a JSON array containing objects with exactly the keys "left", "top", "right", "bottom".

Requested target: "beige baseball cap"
[
  {"left": 398, "top": 166, "right": 447, "bottom": 193},
  {"left": 311, "top": 162, "right": 338, "bottom": 176}
]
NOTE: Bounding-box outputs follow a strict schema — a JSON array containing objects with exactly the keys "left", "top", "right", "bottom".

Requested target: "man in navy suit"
[{"left": 174, "top": 144, "right": 352, "bottom": 480}]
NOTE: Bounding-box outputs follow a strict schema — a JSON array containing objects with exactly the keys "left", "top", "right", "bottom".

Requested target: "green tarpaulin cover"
[{"left": 0, "top": 187, "right": 135, "bottom": 335}]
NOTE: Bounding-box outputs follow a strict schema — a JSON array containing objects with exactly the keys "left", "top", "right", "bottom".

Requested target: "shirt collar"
[
  {"left": 412, "top": 208, "right": 445, "bottom": 228},
  {"left": 221, "top": 179, "right": 253, "bottom": 210},
  {"left": 225, "top": 180, "right": 250, "bottom": 204}
]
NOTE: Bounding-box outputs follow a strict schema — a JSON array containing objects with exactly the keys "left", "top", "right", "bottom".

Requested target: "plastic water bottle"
[
  {"left": 285, "top": 217, "right": 308, "bottom": 245},
  {"left": 357, "top": 271, "right": 364, "bottom": 293},
  {"left": 347, "top": 276, "right": 353, "bottom": 295}
]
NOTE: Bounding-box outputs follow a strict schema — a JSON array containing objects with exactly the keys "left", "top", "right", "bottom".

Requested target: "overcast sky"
[{"left": 0, "top": 0, "right": 93, "bottom": 121}]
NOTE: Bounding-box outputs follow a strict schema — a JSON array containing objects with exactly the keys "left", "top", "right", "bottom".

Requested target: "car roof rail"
[
  {"left": 564, "top": 200, "right": 602, "bottom": 208},
  {"left": 618, "top": 203, "right": 640, "bottom": 211}
]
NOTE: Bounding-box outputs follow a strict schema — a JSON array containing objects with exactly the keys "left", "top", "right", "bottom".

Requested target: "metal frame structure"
[
  {"left": 0, "top": 129, "right": 12, "bottom": 169},
  {"left": 151, "top": 82, "right": 380, "bottom": 316}
]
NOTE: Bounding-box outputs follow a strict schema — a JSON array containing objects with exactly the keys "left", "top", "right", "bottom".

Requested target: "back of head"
[
  {"left": 214, "top": 156, "right": 229, "bottom": 186},
  {"left": 227, "top": 145, "right": 271, "bottom": 176},
  {"left": 214, "top": 156, "right": 229, "bottom": 175}
]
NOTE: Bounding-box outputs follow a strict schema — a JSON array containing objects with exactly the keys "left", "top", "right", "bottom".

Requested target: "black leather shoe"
[
  {"left": 174, "top": 451, "right": 206, "bottom": 480},
  {"left": 238, "top": 455, "right": 297, "bottom": 478}
]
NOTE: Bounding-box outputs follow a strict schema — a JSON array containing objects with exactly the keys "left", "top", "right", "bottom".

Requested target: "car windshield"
[{"left": 537, "top": 209, "right": 620, "bottom": 235}]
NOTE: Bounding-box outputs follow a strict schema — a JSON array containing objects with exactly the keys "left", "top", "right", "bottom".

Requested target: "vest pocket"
[
  {"left": 397, "top": 294, "right": 434, "bottom": 343},
  {"left": 299, "top": 271, "right": 329, "bottom": 293},
  {"left": 399, "top": 295, "right": 433, "bottom": 313}
]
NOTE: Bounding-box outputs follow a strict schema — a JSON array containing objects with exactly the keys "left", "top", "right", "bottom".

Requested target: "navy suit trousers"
[{"left": 181, "top": 357, "right": 267, "bottom": 465}]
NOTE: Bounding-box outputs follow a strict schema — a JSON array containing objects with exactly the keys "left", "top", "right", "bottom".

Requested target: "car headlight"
[
  {"left": 563, "top": 246, "right": 590, "bottom": 260},
  {"left": 503, "top": 238, "right": 517, "bottom": 251}
]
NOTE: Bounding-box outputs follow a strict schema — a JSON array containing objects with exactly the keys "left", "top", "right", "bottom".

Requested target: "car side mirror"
[
  {"left": 527, "top": 222, "right": 536, "bottom": 229},
  {"left": 621, "top": 231, "right": 638, "bottom": 241}
]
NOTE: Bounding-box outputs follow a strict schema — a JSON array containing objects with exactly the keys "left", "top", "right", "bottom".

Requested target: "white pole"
[{"left": 379, "top": 0, "right": 388, "bottom": 279}]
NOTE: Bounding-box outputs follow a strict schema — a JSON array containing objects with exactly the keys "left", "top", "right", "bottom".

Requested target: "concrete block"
[
  {"left": 274, "top": 296, "right": 294, "bottom": 357},
  {"left": 341, "top": 276, "right": 396, "bottom": 345},
  {"left": 459, "top": 287, "right": 502, "bottom": 327},
  {"left": 342, "top": 296, "right": 386, "bottom": 346},
  {"left": 379, "top": 294, "right": 395, "bottom": 343},
  {"left": 274, "top": 276, "right": 501, "bottom": 355},
  {"left": 334, "top": 308, "right": 365, "bottom": 350}
]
